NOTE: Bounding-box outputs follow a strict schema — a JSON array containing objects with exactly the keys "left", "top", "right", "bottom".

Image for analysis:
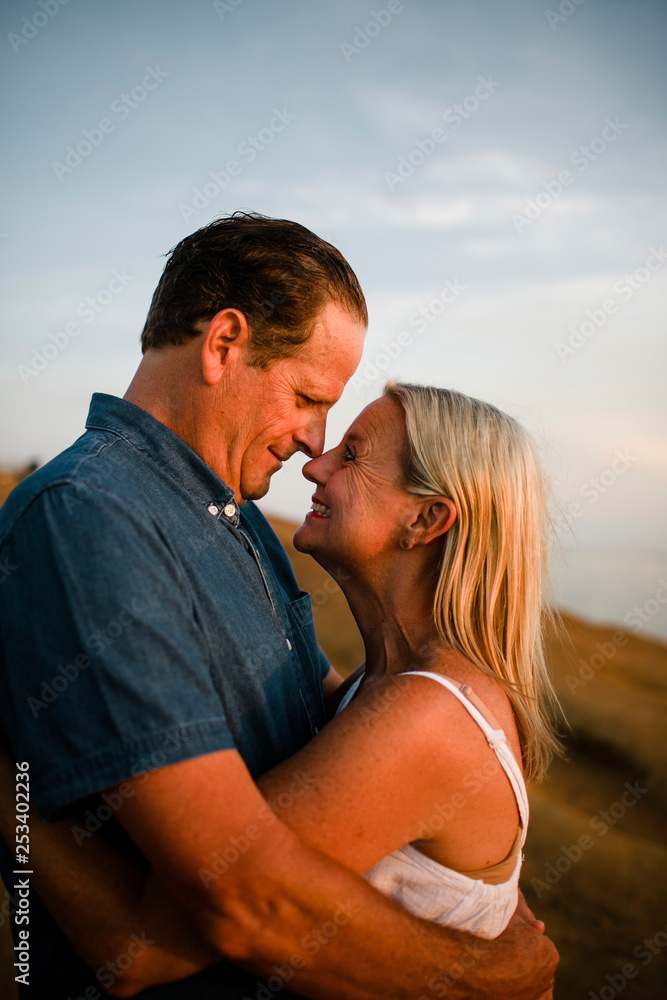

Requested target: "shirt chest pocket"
[{"left": 286, "top": 591, "right": 326, "bottom": 736}]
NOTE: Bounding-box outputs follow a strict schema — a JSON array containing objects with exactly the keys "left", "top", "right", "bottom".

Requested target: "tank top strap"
[
  {"left": 336, "top": 676, "right": 363, "bottom": 714},
  {"left": 401, "top": 670, "right": 529, "bottom": 840},
  {"left": 401, "top": 671, "right": 507, "bottom": 747}
]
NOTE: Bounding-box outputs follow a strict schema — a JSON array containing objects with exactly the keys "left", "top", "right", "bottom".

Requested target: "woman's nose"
[{"left": 302, "top": 451, "right": 332, "bottom": 486}]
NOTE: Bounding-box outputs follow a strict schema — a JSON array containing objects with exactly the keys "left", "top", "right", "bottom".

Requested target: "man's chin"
[{"left": 240, "top": 478, "right": 271, "bottom": 502}]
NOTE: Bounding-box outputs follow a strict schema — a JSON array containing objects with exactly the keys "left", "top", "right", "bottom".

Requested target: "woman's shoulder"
[{"left": 398, "top": 651, "right": 522, "bottom": 763}]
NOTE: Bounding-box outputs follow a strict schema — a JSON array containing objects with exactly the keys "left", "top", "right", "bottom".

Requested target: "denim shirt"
[{"left": 0, "top": 393, "right": 329, "bottom": 997}]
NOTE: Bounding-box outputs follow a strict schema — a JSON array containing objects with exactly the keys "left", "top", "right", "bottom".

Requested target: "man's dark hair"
[{"left": 140, "top": 212, "right": 368, "bottom": 366}]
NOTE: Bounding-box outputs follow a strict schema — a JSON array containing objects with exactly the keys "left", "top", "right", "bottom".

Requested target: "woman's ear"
[
  {"left": 201, "top": 308, "right": 250, "bottom": 385},
  {"left": 403, "top": 497, "right": 456, "bottom": 549}
]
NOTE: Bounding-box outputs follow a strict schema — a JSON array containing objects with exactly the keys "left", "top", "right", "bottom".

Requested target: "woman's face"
[{"left": 293, "top": 396, "right": 418, "bottom": 574}]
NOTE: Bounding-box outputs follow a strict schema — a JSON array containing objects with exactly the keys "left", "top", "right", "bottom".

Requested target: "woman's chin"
[
  {"left": 293, "top": 519, "right": 315, "bottom": 553},
  {"left": 293, "top": 516, "right": 327, "bottom": 555}
]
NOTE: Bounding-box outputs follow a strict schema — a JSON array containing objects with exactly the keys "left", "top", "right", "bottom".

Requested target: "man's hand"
[
  {"left": 516, "top": 889, "right": 547, "bottom": 935},
  {"left": 0, "top": 733, "right": 559, "bottom": 1000},
  {"left": 100, "top": 748, "right": 559, "bottom": 1000},
  {"left": 482, "top": 894, "right": 557, "bottom": 1000}
]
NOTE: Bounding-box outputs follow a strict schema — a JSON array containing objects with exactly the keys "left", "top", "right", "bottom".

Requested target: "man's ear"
[
  {"left": 201, "top": 309, "right": 250, "bottom": 386},
  {"left": 404, "top": 497, "right": 456, "bottom": 549}
]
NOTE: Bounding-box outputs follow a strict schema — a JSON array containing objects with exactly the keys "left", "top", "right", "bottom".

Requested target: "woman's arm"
[
  {"left": 258, "top": 670, "right": 491, "bottom": 871},
  {"left": 0, "top": 673, "right": 522, "bottom": 994}
]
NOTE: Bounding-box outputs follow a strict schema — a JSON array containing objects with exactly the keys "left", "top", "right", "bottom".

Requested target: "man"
[{"left": 0, "top": 213, "right": 556, "bottom": 998}]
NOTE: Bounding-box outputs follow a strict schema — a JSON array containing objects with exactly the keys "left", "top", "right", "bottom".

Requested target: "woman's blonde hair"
[{"left": 385, "top": 381, "right": 562, "bottom": 782}]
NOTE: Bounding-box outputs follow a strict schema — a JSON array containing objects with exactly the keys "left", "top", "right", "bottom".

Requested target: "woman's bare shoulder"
[{"left": 402, "top": 649, "right": 522, "bottom": 760}]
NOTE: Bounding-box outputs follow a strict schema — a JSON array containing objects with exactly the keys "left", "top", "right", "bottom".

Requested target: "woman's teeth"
[{"left": 310, "top": 501, "right": 331, "bottom": 518}]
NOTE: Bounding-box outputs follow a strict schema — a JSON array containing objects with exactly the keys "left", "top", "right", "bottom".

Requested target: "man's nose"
[{"left": 295, "top": 414, "right": 327, "bottom": 459}]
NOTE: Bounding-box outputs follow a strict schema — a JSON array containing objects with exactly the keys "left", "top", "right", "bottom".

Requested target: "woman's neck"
[{"left": 339, "top": 556, "right": 443, "bottom": 677}]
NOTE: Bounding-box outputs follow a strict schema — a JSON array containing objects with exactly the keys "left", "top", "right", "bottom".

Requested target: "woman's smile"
[{"left": 308, "top": 494, "right": 332, "bottom": 519}]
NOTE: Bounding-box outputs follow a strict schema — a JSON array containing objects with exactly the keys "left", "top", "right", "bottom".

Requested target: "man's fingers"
[{"left": 515, "top": 890, "right": 537, "bottom": 923}]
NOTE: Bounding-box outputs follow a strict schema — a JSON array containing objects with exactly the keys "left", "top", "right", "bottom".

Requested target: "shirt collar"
[{"left": 85, "top": 393, "right": 241, "bottom": 527}]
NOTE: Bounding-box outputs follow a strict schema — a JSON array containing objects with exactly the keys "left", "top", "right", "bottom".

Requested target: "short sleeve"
[{"left": 0, "top": 486, "right": 236, "bottom": 819}]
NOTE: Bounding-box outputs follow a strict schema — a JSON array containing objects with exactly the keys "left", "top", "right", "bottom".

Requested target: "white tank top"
[{"left": 336, "top": 670, "right": 529, "bottom": 940}]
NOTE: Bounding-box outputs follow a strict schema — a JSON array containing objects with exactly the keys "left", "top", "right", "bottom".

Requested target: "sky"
[{"left": 1, "top": 0, "right": 666, "bottom": 637}]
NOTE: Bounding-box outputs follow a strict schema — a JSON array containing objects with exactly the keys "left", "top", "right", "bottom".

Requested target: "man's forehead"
[
  {"left": 297, "top": 342, "right": 360, "bottom": 400},
  {"left": 299, "top": 371, "right": 347, "bottom": 405},
  {"left": 305, "top": 302, "right": 365, "bottom": 376}
]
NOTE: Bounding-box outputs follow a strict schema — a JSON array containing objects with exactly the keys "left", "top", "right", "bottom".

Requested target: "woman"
[{"left": 0, "top": 382, "right": 561, "bottom": 991}]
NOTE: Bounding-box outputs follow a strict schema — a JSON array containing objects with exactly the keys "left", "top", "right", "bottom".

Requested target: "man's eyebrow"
[
  {"left": 301, "top": 383, "right": 344, "bottom": 406},
  {"left": 301, "top": 392, "right": 337, "bottom": 407}
]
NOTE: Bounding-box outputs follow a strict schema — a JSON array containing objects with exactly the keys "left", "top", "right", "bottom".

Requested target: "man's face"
[{"left": 222, "top": 301, "right": 365, "bottom": 501}]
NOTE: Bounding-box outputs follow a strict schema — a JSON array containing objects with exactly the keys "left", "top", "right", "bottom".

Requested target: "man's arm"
[
  {"left": 102, "top": 746, "right": 555, "bottom": 999},
  {"left": 0, "top": 673, "right": 557, "bottom": 998},
  {"left": 321, "top": 663, "right": 364, "bottom": 718},
  {"left": 0, "top": 485, "right": 555, "bottom": 998},
  {"left": 0, "top": 757, "right": 220, "bottom": 987},
  {"left": 321, "top": 664, "right": 344, "bottom": 716},
  {"left": 0, "top": 748, "right": 551, "bottom": 1000}
]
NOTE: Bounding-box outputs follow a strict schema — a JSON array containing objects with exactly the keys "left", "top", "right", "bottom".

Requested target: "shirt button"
[
  {"left": 223, "top": 503, "right": 237, "bottom": 518},
  {"left": 286, "top": 639, "right": 292, "bottom": 650},
  {"left": 207, "top": 504, "right": 219, "bottom": 516}
]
